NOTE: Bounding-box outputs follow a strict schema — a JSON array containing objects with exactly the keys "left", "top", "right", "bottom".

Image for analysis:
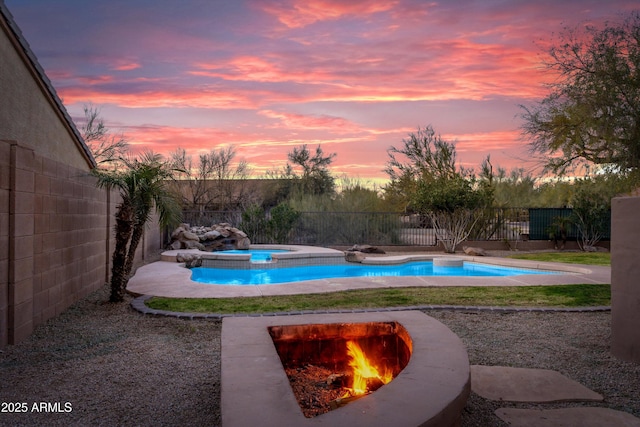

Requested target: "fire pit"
[
  {"left": 269, "top": 321, "right": 412, "bottom": 417},
  {"left": 221, "top": 311, "right": 470, "bottom": 426}
]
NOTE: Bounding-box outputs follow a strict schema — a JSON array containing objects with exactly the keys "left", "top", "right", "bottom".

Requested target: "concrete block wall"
[
  {"left": 1, "top": 139, "right": 162, "bottom": 346},
  {"left": 611, "top": 196, "right": 640, "bottom": 363},
  {"left": 2, "top": 140, "right": 106, "bottom": 344},
  {"left": 1, "top": 141, "right": 10, "bottom": 346}
]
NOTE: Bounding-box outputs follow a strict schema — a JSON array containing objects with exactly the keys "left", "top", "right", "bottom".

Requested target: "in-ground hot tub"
[
  {"left": 162, "top": 244, "right": 346, "bottom": 268},
  {"left": 221, "top": 311, "right": 470, "bottom": 427}
]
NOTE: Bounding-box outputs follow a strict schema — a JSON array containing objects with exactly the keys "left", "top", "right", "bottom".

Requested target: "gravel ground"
[
  {"left": 1, "top": 285, "right": 639, "bottom": 426},
  {"left": 428, "top": 310, "right": 640, "bottom": 426}
]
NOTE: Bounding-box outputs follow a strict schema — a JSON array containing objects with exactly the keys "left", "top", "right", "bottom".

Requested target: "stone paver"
[
  {"left": 470, "top": 365, "right": 604, "bottom": 402},
  {"left": 495, "top": 407, "right": 640, "bottom": 427}
]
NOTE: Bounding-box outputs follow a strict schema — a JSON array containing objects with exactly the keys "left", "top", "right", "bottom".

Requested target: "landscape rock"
[
  {"left": 184, "top": 240, "right": 205, "bottom": 250},
  {"left": 167, "top": 223, "right": 251, "bottom": 251},
  {"left": 176, "top": 252, "right": 202, "bottom": 268},
  {"left": 463, "top": 246, "right": 487, "bottom": 256},
  {"left": 231, "top": 228, "right": 247, "bottom": 238},
  {"left": 170, "top": 226, "right": 186, "bottom": 240},
  {"left": 583, "top": 245, "right": 609, "bottom": 253},
  {"left": 347, "top": 244, "right": 385, "bottom": 254},
  {"left": 216, "top": 228, "right": 231, "bottom": 238},
  {"left": 203, "top": 230, "right": 221, "bottom": 240},
  {"left": 182, "top": 231, "right": 200, "bottom": 241},
  {"left": 236, "top": 237, "right": 251, "bottom": 250},
  {"left": 345, "top": 251, "right": 366, "bottom": 263}
]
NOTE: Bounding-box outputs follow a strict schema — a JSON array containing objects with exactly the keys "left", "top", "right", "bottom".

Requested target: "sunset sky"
[{"left": 5, "top": 0, "right": 638, "bottom": 184}]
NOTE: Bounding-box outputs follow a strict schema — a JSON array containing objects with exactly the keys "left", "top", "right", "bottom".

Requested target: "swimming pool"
[{"left": 190, "top": 260, "right": 557, "bottom": 285}]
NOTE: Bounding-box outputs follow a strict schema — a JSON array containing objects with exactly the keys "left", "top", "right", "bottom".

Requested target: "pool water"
[
  {"left": 190, "top": 261, "right": 557, "bottom": 285},
  {"left": 216, "top": 249, "right": 289, "bottom": 262}
]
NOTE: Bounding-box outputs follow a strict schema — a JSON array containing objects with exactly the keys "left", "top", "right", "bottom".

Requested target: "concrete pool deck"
[{"left": 126, "top": 248, "right": 611, "bottom": 299}]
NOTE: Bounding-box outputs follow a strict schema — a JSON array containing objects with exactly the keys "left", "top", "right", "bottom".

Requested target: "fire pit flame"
[
  {"left": 268, "top": 321, "right": 413, "bottom": 417},
  {"left": 342, "top": 340, "right": 393, "bottom": 397}
]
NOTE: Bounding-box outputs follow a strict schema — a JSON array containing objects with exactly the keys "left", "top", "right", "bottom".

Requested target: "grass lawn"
[
  {"left": 145, "top": 251, "right": 611, "bottom": 314},
  {"left": 146, "top": 284, "right": 611, "bottom": 314},
  {"left": 507, "top": 251, "right": 610, "bottom": 266}
]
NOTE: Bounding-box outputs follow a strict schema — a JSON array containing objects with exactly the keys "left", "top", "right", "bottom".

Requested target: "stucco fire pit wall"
[{"left": 221, "top": 311, "right": 470, "bottom": 427}]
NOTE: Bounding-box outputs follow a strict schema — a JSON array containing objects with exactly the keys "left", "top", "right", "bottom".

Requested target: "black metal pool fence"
[{"left": 179, "top": 208, "right": 610, "bottom": 246}]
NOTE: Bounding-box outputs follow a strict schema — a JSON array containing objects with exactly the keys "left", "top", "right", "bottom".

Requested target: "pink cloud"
[
  {"left": 258, "top": 0, "right": 399, "bottom": 28},
  {"left": 191, "top": 56, "right": 289, "bottom": 82},
  {"left": 258, "top": 110, "right": 362, "bottom": 133},
  {"left": 58, "top": 86, "right": 262, "bottom": 109},
  {"left": 110, "top": 60, "right": 142, "bottom": 71},
  {"left": 11, "top": 0, "right": 637, "bottom": 182}
]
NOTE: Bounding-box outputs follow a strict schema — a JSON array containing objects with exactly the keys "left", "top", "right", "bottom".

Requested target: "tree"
[
  {"left": 570, "top": 173, "right": 630, "bottom": 250},
  {"left": 384, "top": 126, "right": 463, "bottom": 212},
  {"left": 384, "top": 126, "right": 492, "bottom": 252},
  {"left": 521, "top": 12, "right": 640, "bottom": 175},
  {"left": 492, "top": 167, "right": 538, "bottom": 208},
  {"left": 169, "top": 146, "right": 252, "bottom": 210},
  {"left": 92, "top": 152, "right": 181, "bottom": 302},
  {"left": 80, "top": 104, "right": 128, "bottom": 165},
  {"left": 385, "top": 126, "right": 461, "bottom": 182},
  {"left": 413, "top": 175, "right": 490, "bottom": 252},
  {"left": 284, "top": 144, "right": 337, "bottom": 196},
  {"left": 571, "top": 182, "right": 611, "bottom": 250}
]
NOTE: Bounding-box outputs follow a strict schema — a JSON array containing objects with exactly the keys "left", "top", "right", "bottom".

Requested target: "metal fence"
[{"left": 180, "top": 207, "right": 611, "bottom": 246}]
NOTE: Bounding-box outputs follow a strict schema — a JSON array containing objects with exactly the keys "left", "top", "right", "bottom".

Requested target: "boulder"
[
  {"left": 347, "top": 244, "right": 385, "bottom": 254},
  {"left": 170, "top": 226, "right": 186, "bottom": 240},
  {"left": 176, "top": 252, "right": 202, "bottom": 268},
  {"left": 182, "top": 231, "right": 200, "bottom": 241},
  {"left": 230, "top": 228, "right": 248, "bottom": 238},
  {"left": 167, "top": 223, "right": 251, "bottom": 251},
  {"left": 583, "top": 245, "right": 609, "bottom": 253},
  {"left": 176, "top": 252, "right": 195, "bottom": 263},
  {"left": 215, "top": 227, "right": 231, "bottom": 238},
  {"left": 345, "top": 251, "right": 366, "bottom": 263},
  {"left": 184, "top": 240, "right": 205, "bottom": 250},
  {"left": 463, "top": 246, "right": 487, "bottom": 256},
  {"left": 203, "top": 230, "right": 221, "bottom": 240},
  {"left": 236, "top": 237, "right": 251, "bottom": 250}
]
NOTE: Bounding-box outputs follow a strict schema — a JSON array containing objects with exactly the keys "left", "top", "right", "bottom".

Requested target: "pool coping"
[
  {"left": 126, "top": 247, "right": 611, "bottom": 299},
  {"left": 160, "top": 245, "right": 345, "bottom": 263}
]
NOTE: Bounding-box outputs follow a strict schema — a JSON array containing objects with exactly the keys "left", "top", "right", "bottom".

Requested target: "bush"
[
  {"left": 241, "top": 205, "right": 267, "bottom": 242},
  {"left": 267, "top": 203, "right": 300, "bottom": 244}
]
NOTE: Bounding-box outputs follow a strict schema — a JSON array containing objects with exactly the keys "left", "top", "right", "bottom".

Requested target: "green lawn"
[
  {"left": 146, "top": 284, "right": 611, "bottom": 314},
  {"left": 507, "top": 251, "right": 610, "bottom": 266},
  {"left": 146, "top": 250, "right": 612, "bottom": 314}
]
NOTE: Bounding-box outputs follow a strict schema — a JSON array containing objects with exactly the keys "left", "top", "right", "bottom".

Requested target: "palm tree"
[{"left": 93, "top": 152, "right": 181, "bottom": 302}]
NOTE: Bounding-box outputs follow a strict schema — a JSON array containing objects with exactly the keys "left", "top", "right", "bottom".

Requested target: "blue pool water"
[
  {"left": 190, "top": 261, "right": 557, "bottom": 285},
  {"left": 215, "top": 249, "right": 289, "bottom": 262}
]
